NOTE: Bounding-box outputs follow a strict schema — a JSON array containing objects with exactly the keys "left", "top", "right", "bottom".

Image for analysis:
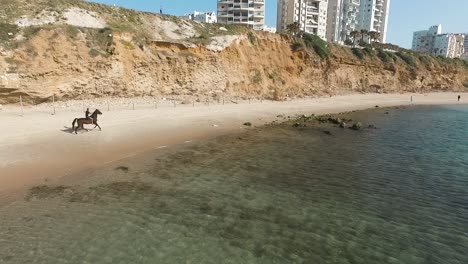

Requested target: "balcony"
[
  {"left": 306, "top": 19, "right": 319, "bottom": 25},
  {"left": 253, "top": 12, "right": 264, "bottom": 18},
  {"left": 306, "top": 7, "right": 319, "bottom": 14}
]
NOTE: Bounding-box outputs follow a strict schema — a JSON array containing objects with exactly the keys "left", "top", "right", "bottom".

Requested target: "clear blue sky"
[{"left": 90, "top": 0, "right": 468, "bottom": 48}]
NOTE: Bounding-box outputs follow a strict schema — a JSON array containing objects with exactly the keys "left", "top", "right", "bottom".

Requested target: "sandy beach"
[{"left": 0, "top": 92, "right": 466, "bottom": 201}]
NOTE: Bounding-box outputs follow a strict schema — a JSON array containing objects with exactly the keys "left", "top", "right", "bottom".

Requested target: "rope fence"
[{"left": 1, "top": 94, "right": 314, "bottom": 117}]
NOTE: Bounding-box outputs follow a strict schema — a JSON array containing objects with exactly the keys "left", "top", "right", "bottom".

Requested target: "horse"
[{"left": 72, "top": 109, "right": 103, "bottom": 134}]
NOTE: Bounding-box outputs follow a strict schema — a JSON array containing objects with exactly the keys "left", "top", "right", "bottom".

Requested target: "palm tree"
[
  {"left": 360, "top": 29, "right": 368, "bottom": 43},
  {"left": 369, "top": 31, "right": 381, "bottom": 43},
  {"left": 350, "top": 31, "right": 360, "bottom": 44},
  {"left": 286, "top": 22, "right": 301, "bottom": 37}
]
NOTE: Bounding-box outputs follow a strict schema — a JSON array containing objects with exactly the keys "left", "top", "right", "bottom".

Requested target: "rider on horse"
[{"left": 85, "top": 108, "right": 94, "bottom": 124}]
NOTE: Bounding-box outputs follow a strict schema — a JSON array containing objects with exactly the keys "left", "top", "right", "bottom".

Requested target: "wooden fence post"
[
  {"left": 20, "top": 95, "right": 24, "bottom": 116},
  {"left": 52, "top": 94, "right": 56, "bottom": 115}
]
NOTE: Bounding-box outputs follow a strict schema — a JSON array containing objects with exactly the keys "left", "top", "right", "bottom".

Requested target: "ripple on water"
[{"left": 1, "top": 105, "right": 468, "bottom": 263}]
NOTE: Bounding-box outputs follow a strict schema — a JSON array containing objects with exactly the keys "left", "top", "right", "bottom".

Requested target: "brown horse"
[{"left": 72, "top": 109, "right": 102, "bottom": 134}]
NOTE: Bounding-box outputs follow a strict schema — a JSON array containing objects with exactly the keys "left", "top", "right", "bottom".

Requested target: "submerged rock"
[
  {"left": 328, "top": 117, "right": 342, "bottom": 124},
  {"left": 293, "top": 122, "right": 306, "bottom": 128},
  {"left": 316, "top": 115, "right": 341, "bottom": 124},
  {"left": 350, "top": 122, "right": 363, "bottom": 131}
]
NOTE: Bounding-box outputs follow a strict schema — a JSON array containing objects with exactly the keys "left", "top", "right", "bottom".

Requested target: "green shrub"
[
  {"left": 303, "top": 33, "right": 330, "bottom": 59},
  {"left": 351, "top": 48, "right": 365, "bottom": 60},
  {"left": 362, "top": 47, "right": 375, "bottom": 56},
  {"left": 0, "top": 23, "right": 19, "bottom": 43},
  {"left": 395, "top": 52, "right": 417, "bottom": 68},
  {"left": 377, "top": 49, "right": 391, "bottom": 63},
  {"left": 22, "top": 26, "right": 41, "bottom": 39},
  {"left": 418, "top": 55, "right": 433, "bottom": 69},
  {"left": 358, "top": 40, "right": 371, "bottom": 48},
  {"left": 291, "top": 41, "right": 303, "bottom": 51},
  {"left": 64, "top": 25, "right": 79, "bottom": 39},
  {"left": 388, "top": 52, "right": 398, "bottom": 62},
  {"left": 84, "top": 27, "right": 113, "bottom": 56}
]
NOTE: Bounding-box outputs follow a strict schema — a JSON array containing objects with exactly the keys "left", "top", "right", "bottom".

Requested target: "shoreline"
[{"left": 1, "top": 92, "right": 467, "bottom": 203}]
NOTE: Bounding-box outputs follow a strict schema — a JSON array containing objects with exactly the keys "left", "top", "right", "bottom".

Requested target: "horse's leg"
[
  {"left": 76, "top": 120, "right": 83, "bottom": 134},
  {"left": 94, "top": 122, "right": 101, "bottom": 131}
]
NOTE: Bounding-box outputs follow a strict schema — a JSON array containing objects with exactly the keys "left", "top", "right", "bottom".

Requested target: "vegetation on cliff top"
[
  {"left": 0, "top": 0, "right": 250, "bottom": 50},
  {"left": 283, "top": 21, "right": 467, "bottom": 71}
]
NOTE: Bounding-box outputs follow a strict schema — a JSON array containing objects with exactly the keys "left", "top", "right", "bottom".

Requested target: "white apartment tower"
[
  {"left": 433, "top": 34, "right": 465, "bottom": 58},
  {"left": 357, "top": 0, "right": 390, "bottom": 42},
  {"left": 326, "top": 0, "right": 360, "bottom": 43},
  {"left": 462, "top": 34, "right": 468, "bottom": 60},
  {"left": 217, "top": 0, "right": 265, "bottom": 30},
  {"left": 277, "top": 0, "right": 329, "bottom": 40},
  {"left": 412, "top": 25, "right": 465, "bottom": 59},
  {"left": 326, "top": 0, "right": 342, "bottom": 42}
]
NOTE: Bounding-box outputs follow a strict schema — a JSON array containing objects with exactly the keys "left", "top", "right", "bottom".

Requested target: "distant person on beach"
[
  {"left": 458, "top": 95, "right": 461, "bottom": 102},
  {"left": 85, "top": 108, "right": 93, "bottom": 124}
]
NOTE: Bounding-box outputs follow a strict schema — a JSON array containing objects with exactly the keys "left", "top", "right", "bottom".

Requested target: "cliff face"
[{"left": 1, "top": 1, "right": 467, "bottom": 104}]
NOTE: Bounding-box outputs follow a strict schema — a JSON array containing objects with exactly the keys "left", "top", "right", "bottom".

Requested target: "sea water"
[{"left": 0, "top": 105, "right": 467, "bottom": 264}]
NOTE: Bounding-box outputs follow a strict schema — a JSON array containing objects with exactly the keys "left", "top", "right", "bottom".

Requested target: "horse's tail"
[{"left": 72, "top": 118, "right": 77, "bottom": 129}]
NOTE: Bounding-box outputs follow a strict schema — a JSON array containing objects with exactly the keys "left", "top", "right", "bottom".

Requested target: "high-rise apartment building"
[
  {"left": 217, "top": 0, "right": 265, "bottom": 31},
  {"left": 433, "top": 34, "right": 465, "bottom": 58},
  {"left": 277, "top": 0, "right": 329, "bottom": 40},
  {"left": 463, "top": 34, "right": 468, "bottom": 59},
  {"left": 326, "top": 0, "right": 360, "bottom": 43},
  {"left": 357, "top": 0, "right": 390, "bottom": 42},
  {"left": 412, "top": 25, "right": 465, "bottom": 59},
  {"left": 412, "top": 25, "right": 442, "bottom": 54},
  {"left": 326, "top": 0, "right": 342, "bottom": 42}
]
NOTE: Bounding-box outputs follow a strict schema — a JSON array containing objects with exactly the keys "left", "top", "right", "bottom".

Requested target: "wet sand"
[{"left": 1, "top": 92, "right": 467, "bottom": 202}]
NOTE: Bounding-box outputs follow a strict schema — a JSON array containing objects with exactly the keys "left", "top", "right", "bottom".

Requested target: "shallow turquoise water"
[{"left": 1, "top": 105, "right": 467, "bottom": 263}]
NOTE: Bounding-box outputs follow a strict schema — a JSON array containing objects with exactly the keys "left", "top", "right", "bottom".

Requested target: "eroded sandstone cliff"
[{"left": 1, "top": 0, "right": 467, "bottom": 104}]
